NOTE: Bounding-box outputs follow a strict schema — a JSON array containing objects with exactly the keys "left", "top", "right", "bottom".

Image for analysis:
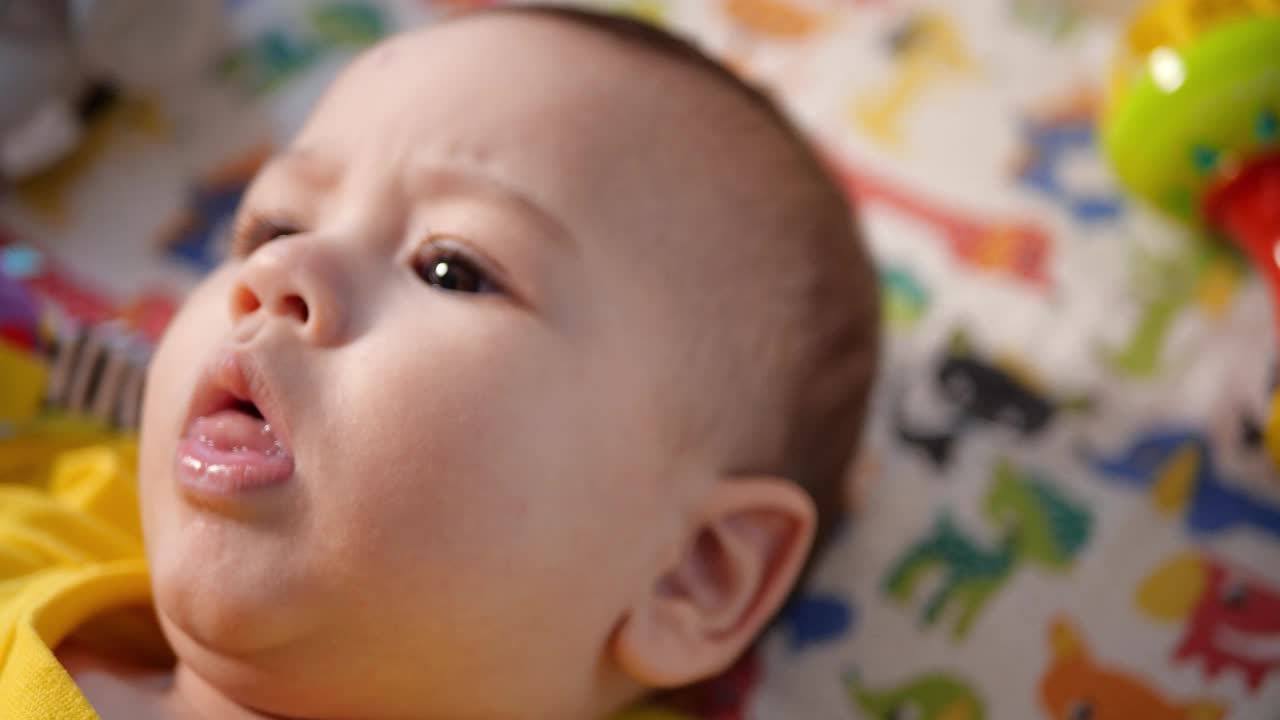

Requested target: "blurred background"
[{"left": 2, "top": 1, "right": 1279, "bottom": 718}]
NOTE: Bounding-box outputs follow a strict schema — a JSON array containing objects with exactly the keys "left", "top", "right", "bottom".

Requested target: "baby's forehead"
[{"left": 329, "top": 14, "right": 721, "bottom": 143}]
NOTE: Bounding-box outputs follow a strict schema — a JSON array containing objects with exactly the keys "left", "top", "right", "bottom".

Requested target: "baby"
[{"left": 35, "top": 5, "right": 879, "bottom": 719}]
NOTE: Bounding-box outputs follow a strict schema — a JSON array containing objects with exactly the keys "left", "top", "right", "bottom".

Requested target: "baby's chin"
[
  {"left": 147, "top": 511, "right": 318, "bottom": 659},
  {"left": 147, "top": 538, "right": 361, "bottom": 715}
]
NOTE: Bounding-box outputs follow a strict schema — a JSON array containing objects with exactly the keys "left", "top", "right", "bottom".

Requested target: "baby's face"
[{"left": 139, "top": 15, "right": 749, "bottom": 719}]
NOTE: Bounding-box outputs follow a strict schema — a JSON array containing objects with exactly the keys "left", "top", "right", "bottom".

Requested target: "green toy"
[
  {"left": 1102, "top": 0, "right": 1280, "bottom": 462},
  {"left": 883, "top": 460, "right": 1092, "bottom": 640},
  {"left": 845, "top": 668, "right": 986, "bottom": 720}
]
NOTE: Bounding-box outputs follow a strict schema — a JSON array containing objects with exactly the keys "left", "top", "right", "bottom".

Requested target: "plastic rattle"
[{"left": 1101, "top": 0, "right": 1280, "bottom": 463}]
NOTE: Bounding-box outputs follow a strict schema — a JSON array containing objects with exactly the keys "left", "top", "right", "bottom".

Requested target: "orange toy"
[{"left": 1040, "top": 616, "right": 1226, "bottom": 720}]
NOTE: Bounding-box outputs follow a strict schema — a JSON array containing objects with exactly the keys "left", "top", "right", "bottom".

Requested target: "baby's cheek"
[
  {"left": 138, "top": 273, "right": 237, "bottom": 551},
  {"left": 151, "top": 270, "right": 237, "bottom": 375},
  {"left": 143, "top": 275, "right": 232, "bottom": 434},
  {"left": 337, "top": 346, "right": 585, "bottom": 563}
]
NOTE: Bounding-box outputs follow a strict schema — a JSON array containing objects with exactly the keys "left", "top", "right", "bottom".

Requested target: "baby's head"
[{"left": 139, "top": 7, "right": 879, "bottom": 719}]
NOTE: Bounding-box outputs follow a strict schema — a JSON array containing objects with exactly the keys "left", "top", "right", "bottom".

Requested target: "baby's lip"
[{"left": 183, "top": 350, "right": 292, "bottom": 452}]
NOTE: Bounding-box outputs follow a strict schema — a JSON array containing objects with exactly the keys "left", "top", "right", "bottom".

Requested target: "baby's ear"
[{"left": 612, "top": 477, "right": 815, "bottom": 688}]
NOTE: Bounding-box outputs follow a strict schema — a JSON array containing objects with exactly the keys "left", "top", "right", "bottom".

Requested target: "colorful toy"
[
  {"left": 0, "top": 252, "right": 50, "bottom": 426},
  {"left": 883, "top": 459, "right": 1092, "bottom": 639},
  {"left": 722, "top": 0, "right": 828, "bottom": 39},
  {"left": 15, "top": 96, "right": 168, "bottom": 223},
  {"left": 845, "top": 668, "right": 986, "bottom": 720},
  {"left": 896, "top": 331, "right": 1090, "bottom": 468},
  {"left": 0, "top": 241, "right": 160, "bottom": 432},
  {"left": 879, "top": 266, "right": 930, "bottom": 331},
  {"left": 1101, "top": 0, "right": 1280, "bottom": 463},
  {"left": 1105, "top": 235, "right": 1242, "bottom": 378},
  {"left": 1040, "top": 616, "right": 1227, "bottom": 720},
  {"left": 830, "top": 161, "right": 1053, "bottom": 290},
  {"left": 218, "top": 1, "right": 389, "bottom": 96},
  {"left": 1137, "top": 551, "right": 1280, "bottom": 692},
  {"left": 778, "top": 591, "right": 855, "bottom": 651},
  {"left": 0, "top": 0, "right": 223, "bottom": 182},
  {"left": 0, "top": 338, "right": 48, "bottom": 425},
  {"left": 852, "top": 11, "right": 975, "bottom": 149},
  {"left": 1017, "top": 90, "right": 1126, "bottom": 225},
  {"left": 1088, "top": 426, "right": 1280, "bottom": 541},
  {"left": 156, "top": 145, "right": 272, "bottom": 273}
]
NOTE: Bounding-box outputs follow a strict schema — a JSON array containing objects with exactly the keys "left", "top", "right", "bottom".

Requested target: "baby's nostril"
[
  {"left": 232, "top": 285, "right": 261, "bottom": 317},
  {"left": 281, "top": 294, "right": 310, "bottom": 324}
]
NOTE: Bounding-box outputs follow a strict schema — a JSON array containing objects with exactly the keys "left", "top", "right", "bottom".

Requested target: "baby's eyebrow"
[
  {"left": 262, "top": 147, "right": 574, "bottom": 251},
  {"left": 405, "top": 159, "right": 574, "bottom": 251},
  {"left": 268, "top": 147, "right": 344, "bottom": 190}
]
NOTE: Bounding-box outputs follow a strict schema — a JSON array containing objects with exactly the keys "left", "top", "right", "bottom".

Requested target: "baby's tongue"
[{"left": 189, "top": 410, "right": 287, "bottom": 457}]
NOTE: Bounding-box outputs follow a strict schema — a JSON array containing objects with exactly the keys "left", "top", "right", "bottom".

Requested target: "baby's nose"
[{"left": 229, "top": 238, "right": 345, "bottom": 346}]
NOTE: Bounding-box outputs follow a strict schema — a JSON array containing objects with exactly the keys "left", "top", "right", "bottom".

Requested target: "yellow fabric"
[
  {"left": 0, "top": 443, "right": 152, "bottom": 719},
  {"left": 0, "top": 340, "right": 49, "bottom": 422}
]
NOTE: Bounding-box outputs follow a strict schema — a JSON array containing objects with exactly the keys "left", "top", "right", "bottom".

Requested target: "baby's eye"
[
  {"left": 412, "top": 245, "right": 497, "bottom": 294},
  {"left": 232, "top": 214, "right": 301, "bottom": 257}
]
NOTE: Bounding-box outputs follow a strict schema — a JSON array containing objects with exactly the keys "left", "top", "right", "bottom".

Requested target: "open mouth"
[
  {"left": 232, "top": 399, "right": 264, "bottom": 421},
  {"left": 189, "top": 397, "right": 283, "bottom": 457},
  {"left": 175, "top": 352, "right": 295, "bottom": 500},
  {"left": 182, "top": 349, "right": 291, "bottom": 444}
]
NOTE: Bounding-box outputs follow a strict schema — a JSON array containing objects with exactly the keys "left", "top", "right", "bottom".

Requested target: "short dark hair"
[{"left": 476, "top": 2, "right": 879, "bottom": 593}]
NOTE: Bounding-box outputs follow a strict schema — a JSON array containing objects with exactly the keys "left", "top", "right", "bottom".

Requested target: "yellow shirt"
[
  {"left": 0, "top": 442, "right": 688, "bottom": 720},
  {"left": 0, "top": 443, "right": 158, "bottom": 719}
]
